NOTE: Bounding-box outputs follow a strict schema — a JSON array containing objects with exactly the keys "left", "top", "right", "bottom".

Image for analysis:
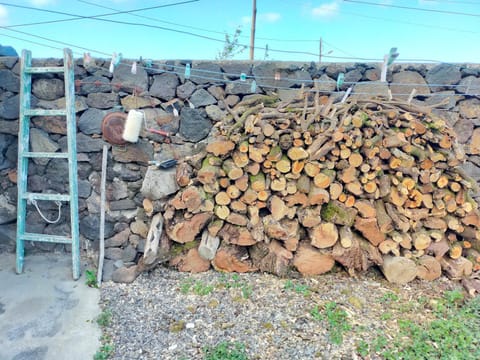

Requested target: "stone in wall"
[
  {"left": 190, "top": 63, "right": 222, "bottom": 85},
  {"left": 112, "top": 139, "right": 152, "bottom": 165},
  {"left": 29, "top": 128, "right": 59, "bottom": 166},
  {"left": 179, "top": 107, "right": 212, "bottom": 142},
  {"left": 0, "top": 94, "right": 20, "bottom": 119},
  {"left": 80, "top": 214, "right": 114, "bottom": 241},
  {"left": 112, "top": 62, "right": 148, "bottom": 93},
  {"left": 176, "top": 81, "right": 196, "bottom": 100},
  {"left": 78, "top": 108, "right": 106, "bottom": 135},
  {"left": 86, "top": 93, "right": 119, "bottom": 109},
  {"left": 252, "top": 62, "right": 312, "bottom": 89},
  {"left": 390, "top": 71, "right": 430, "bottom": 100},
  {"left": 80, "top": 75, "right": 111, "bottom": 94},
  {"left": 426, "top": 63, "right": 461, "bottom": 92},
  {"left": 32, "top": 78, "right": 64, "bottom": 100},
  {"left": 0, "top": 134, "right": 15, "bottom": 170},
  {"left": 0, "top": 194, "right": 15, "bottom": 224},
  {"left": 149, "top": 73, "right": 179, "bottom": 101},
  {"left": 189, "top": 88, "right": 216, "bottom": 107},
  {"left": 0, "top": 70, "right": 19, "bottom": 92},
  {"left": 140, "top": 167, "right": 178, "bottom": 201}
]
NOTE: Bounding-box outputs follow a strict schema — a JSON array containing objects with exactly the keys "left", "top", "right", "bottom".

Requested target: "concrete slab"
[{"left": 0, "top": 252, "right": 101, "bottom": 360}]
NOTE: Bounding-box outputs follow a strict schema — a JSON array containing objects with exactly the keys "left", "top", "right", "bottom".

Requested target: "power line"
[
  {"left": 343, "top": 0, "right": 480, "bottom": 18},
  {"left": 78, "top": 0, "right": 319, "bottom": 44},
  {"left": 0, "top": 33, "right": 64, "bottom": 51},
  {"left": 1, "top": 4, "right": 463, "bottom": 63},
  {"left": 0, "top": 2, "right": 329, "bottom": 59},
  {"left": 77, "top": 0, "right": 357, "bottom": 58},
  {"left": 0, "top": 0, "right": 200, "bottom": 28},
  {"left": 339, "top": 10, "right": 479, "bottom": 35},
  {"left": 2, "top": 28, "right": 477, "bottom": 94},
  {"left": 0, "top": 27, "right": 111, "bottom": 56},
  {"left": 421, "top": 0, "right": 480, "bottom": 4}
]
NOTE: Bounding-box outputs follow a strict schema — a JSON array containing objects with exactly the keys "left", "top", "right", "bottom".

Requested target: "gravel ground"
[{"left": 100, "top": 266, "right": 458, "bottom": 360}]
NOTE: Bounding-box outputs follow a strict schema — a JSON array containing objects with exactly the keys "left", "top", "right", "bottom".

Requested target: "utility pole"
[
  {"left": 250, "top": 0, "right": 257, "bottom": 61},
  {"left": 319, "top": 37, "right": 323, "bottom": 64}
]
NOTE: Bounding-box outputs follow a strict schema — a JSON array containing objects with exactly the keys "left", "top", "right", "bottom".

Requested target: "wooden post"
[
  {"left": 250, "top": 0, "right": 257, "bottom": 61},
  {"left": 97, "top": 144, "right": 108, "bottom": 287}
]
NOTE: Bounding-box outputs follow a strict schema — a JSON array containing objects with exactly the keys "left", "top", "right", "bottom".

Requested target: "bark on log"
[
  {"left": 416, "top": 255, "right": 442, "bottom": 281},
  {"left": 212, "top": 243, "right": 257, "bottom": 273},
  {"left": 293, "top": 242, "right": 335, "bottom": 275},
  {"left": 144, "top": 213, "right": 164, "bottom": 265},
  {"left": 380, "top": 255, "right": 417, "bottom": 284}
]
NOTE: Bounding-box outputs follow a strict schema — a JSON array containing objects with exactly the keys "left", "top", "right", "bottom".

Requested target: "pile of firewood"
[{"left": 160, "top": 92, "right": 480, "bottom": 286}]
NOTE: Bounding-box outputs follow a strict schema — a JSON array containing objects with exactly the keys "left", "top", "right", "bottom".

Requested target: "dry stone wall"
[{"left": 0, "top": 56, "right": 479, "bottom": 282}]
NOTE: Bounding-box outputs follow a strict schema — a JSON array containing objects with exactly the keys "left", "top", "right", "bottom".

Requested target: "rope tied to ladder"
[{"left": 31, "top": 199, "right": 62, "bottom": 224}]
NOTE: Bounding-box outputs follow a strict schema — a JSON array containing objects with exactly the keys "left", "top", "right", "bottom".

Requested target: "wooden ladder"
[{"left": 16, "top": 48, "right": 80, "bottom": 280}]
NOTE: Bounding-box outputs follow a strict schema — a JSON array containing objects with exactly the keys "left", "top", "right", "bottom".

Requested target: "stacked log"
[{"left": 161, "top": 93, "right": 480, "bottom": 284}]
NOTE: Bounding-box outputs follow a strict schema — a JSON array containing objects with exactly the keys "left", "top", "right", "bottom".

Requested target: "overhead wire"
[
  {"left": 0, "top": 0, "right": 200, "bottom": 28},
  {"left": 1, "top": 3, "right": 476, "bottom": 65},
  {"left": 77, "top": 0, "right": 359, "bottom": 58},
  {"left": 338, "top": 10, "right": 479, "bottom": 36},
  {"left": 0, "top": 2, "right": 327, "bottom": 59},
  {"left": 76, "top": 61, "right": 479, "bottom": 97},
  {"left": 420, "top": 0, "right": 480, "bottom": 5},
  {"left": 1, "top": 33, "right": 476, "bottom": 97},
  {"left": 76, "top": 0, "right": 321, "bottom": 43},
  {"left": 343, "top": 0, "right": 480, "bottom": 18}
]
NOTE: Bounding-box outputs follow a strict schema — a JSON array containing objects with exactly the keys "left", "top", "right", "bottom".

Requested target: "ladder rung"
[
  {"left": 24, "top": 192, "right": 70, "bottom": 202},
  {"left": 23, "top": 152, "right": 69, "bottom": 159},
  {"left": 25, "top": 66, "right": 64, "bottom": 74},
  {"left": 21, "top": 232, "right": 72, "bottom": 244},
  {"left": 25, "top": 109, "right": 67, "bottom": 116}
]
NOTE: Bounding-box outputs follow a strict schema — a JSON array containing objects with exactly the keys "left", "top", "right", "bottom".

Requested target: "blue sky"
[{"left": 0, "top": 0, "right": 479, "bottom": 63}]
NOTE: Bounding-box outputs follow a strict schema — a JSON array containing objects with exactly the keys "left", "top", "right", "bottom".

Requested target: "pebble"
[{"left": 100, "top": 266, "right": 458, "bottom": 360}]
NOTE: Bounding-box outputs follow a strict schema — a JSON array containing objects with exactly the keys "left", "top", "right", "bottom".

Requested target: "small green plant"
[
  {"left": 216, "top": 26, "right": 247, "bottom": 60},
  {"left": 203, "top": 341, "right": 248, "bottom": 360},
  {"left": 284, "top": 280, "right": 311, "bottom": 296},
  {"left": 180, "top": 279, "right": 214, "bottom": 296},
  {"left": 364, "top": 292, "right": 480, "bottom": 359},
  {"left": 94, "top": 343, "right": 114, "bottom": 360},
  {"left": 218, "top": 274, "right": 253, "bottom": 299},
  {"left": 241, "top": 284, "right": 253, "bottom": 299},
  {"left": 192, "top": 281, "right": 214, "bottom": 296},
  {"left": 380, "top": 312, "right": 393, "bottom": 321},
  {"left": 94, "top": 335, "right": 114, "bottom": 360},
  {"left": 356, "top": 340, "right": 369, "bottom": 357},
  {"left": 311, "top": 302, "right": 351, "bottom": 345},
  {"left": 85, "top": 269, "right": 98, "bottom": 288},
  {"left": 96, "top": 310, "right": 112, "bottom": 327},
  {"left": 379, "top": 292, "right": 399, "bottom": 303}
]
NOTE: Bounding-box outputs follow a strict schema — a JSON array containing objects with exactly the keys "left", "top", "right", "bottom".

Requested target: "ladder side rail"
[
  {"left": 64, "top": 48, "right": 81, "bottom": 280},
  {"left": 16, "top": 50, "right": 33, "bottom": 274}
]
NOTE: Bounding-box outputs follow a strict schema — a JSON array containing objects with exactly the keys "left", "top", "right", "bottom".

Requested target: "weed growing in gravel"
[
  {"left": 311, "top": 301, "right": 351, "bottom": 345},
  {"left": 379, "top": 292, "right": 399, "bottom": 303},
  {"left": 96, "top": 310, "right": 112, "bottom": 327},
  {"left": 217, "top": 274, "right": 253, "bottom": 299},
  {"left": 180, "top": 279, "right": 214, "bottom": 296},
  {"left": 284, "top": 279, "right": 312, "bottom": 296},
  {"left": 94, "top": 335, "right": 114, "bottom": 360},
  {"left": 203, "top": 341, "right": 248, "bottom": 360},
  {"left": 85, "top": 269, "right": 98, "bottom": 288},
  {"left": 358, "top": 289, "right": 480, "bottom": 359}
]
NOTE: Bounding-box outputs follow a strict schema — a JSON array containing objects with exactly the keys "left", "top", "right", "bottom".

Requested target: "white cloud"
[
  {"left": 259, "top": 12, "right": 281, "bottom": 23},
  {"left": 312, "top": 1, "right": 339, "bottom": 18},
  {"left": 30, "top": 0, "right": 56, "bottom": 6},
  {"left": 0, "top": 5, "right": 8, "bottom": 26},
  {"left": 242, "top": 12, "right": 282, "bottom": 25},
  {"left": 241, "top": 16, "right": 251, "bottom": 25}
]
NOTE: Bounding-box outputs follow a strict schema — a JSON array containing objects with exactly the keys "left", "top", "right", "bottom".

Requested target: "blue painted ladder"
[{"left": 16, "top": 48, "right": 80, "bottom": 280}]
